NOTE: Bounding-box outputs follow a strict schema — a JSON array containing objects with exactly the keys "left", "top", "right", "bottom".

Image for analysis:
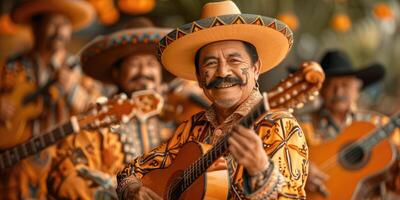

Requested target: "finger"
[
  {"left": 138, "top": 190, "right": 152, "bottom": 200},
  {"left": 145, "top": 188, "right": 162, "bottom": 200},
  {"left": 234, "top": 125, "right": 261, "bottom": 143},
  {"left": 231, "top": 130, "right": 254, "bottom": 151},
  {"left": 228, "top": 137, "right": 246, "bottom": 159}
]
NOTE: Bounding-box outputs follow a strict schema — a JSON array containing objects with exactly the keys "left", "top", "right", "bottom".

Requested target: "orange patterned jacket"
[{"left": 116, "top": 91, "right": 309, "bottom": 199}]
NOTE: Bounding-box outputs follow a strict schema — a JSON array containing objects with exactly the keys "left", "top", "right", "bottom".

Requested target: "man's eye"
[
  {"left": 228, "top": 59, "right": 241, "bottom": 64},
  {"left": 204, "top": 61, "right": 217, "bottom": 67}
]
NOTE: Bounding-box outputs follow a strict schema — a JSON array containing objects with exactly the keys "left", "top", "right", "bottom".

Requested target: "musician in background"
[
  {"left": 47, "top": 18, "right": 174, "bottom": 199},
  {"left": 300, "top": 50, "right": 400, "bottom": 198},
  {"left": 0, "top": 0, "right": 99, "bottom": 199},
  {"left": 117, "top": 1, "right": 308, "bottom": 199}
]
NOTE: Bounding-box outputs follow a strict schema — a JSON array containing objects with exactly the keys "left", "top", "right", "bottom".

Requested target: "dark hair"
[{"left": 194, "top": 41, "right": 259, "bottom": 75}]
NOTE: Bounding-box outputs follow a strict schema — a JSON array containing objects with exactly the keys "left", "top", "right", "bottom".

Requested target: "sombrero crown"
[
  {"left": 158, "top": 0, "right": 293, "bottom": 80},
  {"left": 11, "top": 0, "right": 95, "bottom": 30},
  {"left": 81, "top": 18, "right": 171, "bottom": 83}
]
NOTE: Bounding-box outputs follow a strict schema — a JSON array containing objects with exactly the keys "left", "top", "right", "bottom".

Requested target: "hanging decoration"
[
  {"left": 87, "top": 0, "right": 119, "bottom": 25},
  {"left": 277, "top": 12, "right": 299, "bottom": 31},
  {"left": 330, "top": 13, "right": 352, "bottom": 32},
  {"left": 118, "top": 0, "right": 156, "bottom": 15},
  {"left": 0, "top": 14, "right": 19, "bottom": 35},
  {"left": 373, "top": 2, "right": 394, "bottom": 21}
]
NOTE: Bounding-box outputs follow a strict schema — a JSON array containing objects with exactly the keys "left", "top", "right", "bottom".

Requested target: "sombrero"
[
  {"left": 11, "top": 0, "right": 95, "bottom": 30},
  {"left": 320, "top": 50, "right": 385, "bottom": 88},
  {"left": 80, "top": 20, "right": 171, "bottom": 83},
  {"left": 158, "top": 0, "right": 293, "bottom": 80}
]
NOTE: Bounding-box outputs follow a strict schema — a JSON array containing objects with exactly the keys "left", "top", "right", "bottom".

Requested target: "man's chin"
[{"left": 214, "top": 99, "right": 240, "bottom": 109}]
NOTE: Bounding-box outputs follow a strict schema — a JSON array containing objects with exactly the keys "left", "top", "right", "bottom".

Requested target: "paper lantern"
[
  {"left": 99, "top": 8, "right": 120, "bottom": 25},
  {"left": 277, "top": 12, "right": 299, "bottom": 31},
  {"left": 119, "top": 0, "right": 156, "bottom": 15},
  {"left": 0, "top": 14, "right": 19, "bottom": 35},
  {"left": 330, "top": 13, "right": 352, "bottom": 32},
  {"left": 373, "top": 3, "right": 394, "bottom": 21}
]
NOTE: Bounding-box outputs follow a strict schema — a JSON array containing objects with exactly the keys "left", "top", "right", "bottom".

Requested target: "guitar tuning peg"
[
  {"left": 270, "top": 101, "right": 277, "bottom": 107},
  {"left": 308, "top": 95, "right": 315, "bottom": 101},
  {"left": 122, "top": 115, "right": 130, "bottom": 123},
  {"left": 277, "top": 86, "right": 284, "bottom": 93},
  {"left": 296, "top": 102, "right": 304, "bottom": 109},
  {"left": 285, "top": 94, "right": 291, "bottom": 100},
  {"left": 312, "top": 91, "right": 319, "bottom": 96},
  {"left": 288, "top": 108, "right": 294, "bottom": 113},
  {"left": 96, "top": 96, "right": 108, "bottom": 105},
  {"left": 119, "top": 93, "right": 128, "bottom": 100},
  {"left": 285, "top": 81, "right": 292, "bottom": 88},
  {"left": 279, "top": 97, "right": 285, "bottom": 104},
  {"left": 292, "top": 90, "right": 298, "bottom": 96}
]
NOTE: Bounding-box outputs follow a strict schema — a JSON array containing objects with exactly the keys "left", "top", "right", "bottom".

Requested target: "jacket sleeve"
[
  {"left": 246, "top": 111, "right": 309, "bottom": 200},
  {"left": 115, "top": 118, "right": 196, "bottom": 196}
]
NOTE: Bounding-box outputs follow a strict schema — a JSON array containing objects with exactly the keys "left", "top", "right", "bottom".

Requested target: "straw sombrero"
[
  {"left": 158, "top": 0, "right": 293, "bottom": 80},
  {"left": 81, "top": 22, "right": 171, "bottom": 83},
  {"left": 11, "top": 0, "right": 95, "bottom": 30},
  {"left": 321, "top": 50, "right": 385, "bottom": 88}
]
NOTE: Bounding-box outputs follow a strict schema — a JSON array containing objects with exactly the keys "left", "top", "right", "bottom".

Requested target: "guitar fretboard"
[
  {"left": 360, "top": 112, "right": 400, "bottom": 150},
  {"left": 0, "top": 120, "right": 76, "bottom": 171},
  {"left": 168, "top": 98, "right": 268, "bottom": 199}
]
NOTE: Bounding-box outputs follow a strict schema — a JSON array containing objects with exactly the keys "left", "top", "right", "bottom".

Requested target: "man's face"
[
  {"left": 197, "top": 41, "right": 260, "bottom": 109},
  {"left": 114, "top": 53, "right": 162, "bottom": 94},
  {"left": 35, "top": 13, "right": 72, "bottom": 52},
  {"left": 321, "top": 76, "right": 362, "bottom": 114}
]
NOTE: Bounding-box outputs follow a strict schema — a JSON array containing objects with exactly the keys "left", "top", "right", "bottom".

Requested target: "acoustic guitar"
[
  {"left": 141, "top": 61, "right": 325, "bottom": 199},
  {"left": 0, "top": 72, "right": 56, "bottom": 149},
  {"left": 0, "top": 90, "right": 163, "bottom": 172},
  {"left": 308, "top": 112, "right": 400, "bottom": 200}
]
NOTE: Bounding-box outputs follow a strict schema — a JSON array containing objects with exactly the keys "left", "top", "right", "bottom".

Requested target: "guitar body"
[
  {"left": 308, "top": 121, "right": 397, "bottom": 200},
  {"left": 0, "top": 80, "right": 42, "bottom": 149},
  {"left": 142, "top": 142, "right": 229, "bottom": 200}
]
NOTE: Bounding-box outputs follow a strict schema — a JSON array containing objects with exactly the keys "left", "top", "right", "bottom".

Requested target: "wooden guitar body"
[
  {"left": 0, "top": 80, "right": 42, "bottom": 149},
  {"left": 142, "top": 141, "right": 229, "bottom": 200},
  {"left": 308, "top": 121, "right": 397, "bottom": 200}
]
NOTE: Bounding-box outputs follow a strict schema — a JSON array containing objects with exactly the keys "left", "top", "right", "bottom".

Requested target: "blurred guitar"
[
  {"left": 0, "top": 73, "right": 56, "bottom": 149},
  {"left": 141, "top": 61, "right": 325, "bottom": 199},
  {"left": 0, "top": 90, "right": 163, "bottom": 172},
  {"left": 308, "top": 112, "right": 400, "bottom": 200}
]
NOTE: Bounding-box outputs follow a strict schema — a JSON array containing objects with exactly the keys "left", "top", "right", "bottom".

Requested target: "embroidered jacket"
[
  {"left": 47, "top": 112, "right": 173, "bottom": 199},
  {"left": 0, "top": 53, "right": 101, "bottom": 200},
  {"left": 116, "top": 91, "right": 309, "bottom": 199}
]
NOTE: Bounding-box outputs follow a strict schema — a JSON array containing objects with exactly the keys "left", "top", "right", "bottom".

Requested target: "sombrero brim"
[
  {"left": 158, "top": 14, "right": 293, "bottom": 80},
  {"left": 325, "top": 63, "right": 385, "bottom": 88},
  {"left": 11, "top": 0, "right": 95, "bottom": 30},
  {"left": 80, "top": 28, "right": 171, "bottom": 83}
]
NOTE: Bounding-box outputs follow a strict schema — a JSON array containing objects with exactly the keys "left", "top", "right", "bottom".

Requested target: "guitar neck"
[
  {"left": 0, "top": 117, "right": 79, "bottom": 172},
  {"left": 174, "top": 98, "right": 268, "bottom": 195},
  {"left": 360, "top": 112, "right": 400, "bottom": 150}
]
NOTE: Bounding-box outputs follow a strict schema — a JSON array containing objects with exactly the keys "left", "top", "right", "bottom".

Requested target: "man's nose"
[{"left": 216, "top": 60, "right": 231, "bottom": 77}]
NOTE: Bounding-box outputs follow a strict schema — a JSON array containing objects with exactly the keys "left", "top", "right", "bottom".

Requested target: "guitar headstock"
[
  {"left": 78, "top": 90, "right": 164, "bottom": 129},
  {"left": 268, "top": 61, "right": 325, "bottom": 112}
]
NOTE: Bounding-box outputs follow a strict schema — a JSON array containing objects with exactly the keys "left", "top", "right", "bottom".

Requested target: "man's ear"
[
  {"left": 253, "top": 59, "right": 261, "bottom": 79},
  {"left": 196, "top": 72, "right": 205, "bottom": 88},
  {"left": 112, "top": 67, "right": 119, "bottom": 83}
]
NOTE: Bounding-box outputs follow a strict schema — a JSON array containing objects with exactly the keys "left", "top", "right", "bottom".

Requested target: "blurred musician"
[
  {"left": 47, "top": 18, "right": 174, "bottom": 199},
  {"left": 0, "top": 0, "right": 98, "bottom": 199},
  {"left": 300, "top": 50, "right": 400, "bottom": 199}
]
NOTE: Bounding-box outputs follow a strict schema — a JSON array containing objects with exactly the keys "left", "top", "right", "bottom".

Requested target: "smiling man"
[{"left": 116, "top": 1, "right": 308, "bottom": 199}]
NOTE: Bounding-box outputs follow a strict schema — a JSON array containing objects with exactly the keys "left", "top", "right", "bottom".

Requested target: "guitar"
[
  {"left": 0, "top": 73, "right": 57, "bottom": 149},
  {"left": 140, "top": 61, "right": 325, "bottom": 199},
  {"left": 0, "top": 90, "right": 163, "bottom": 172},
  {"left": 308, "top": 112, "right": 400, "bottom": 200}
]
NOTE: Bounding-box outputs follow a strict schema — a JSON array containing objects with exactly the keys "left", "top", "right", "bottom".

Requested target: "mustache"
[
  {"left": 329, "top": 95, "right": 348, "bottom": 103},
  {"left": 205, "top": 76, "right": 244, "bottom": 89},
  {"left": 130, "top": 75, "right": 155, "bottom": 82}
]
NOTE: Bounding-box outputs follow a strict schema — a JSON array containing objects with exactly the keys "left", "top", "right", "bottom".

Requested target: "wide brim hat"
[
  {"left": 11, "top": 0, "right": 95, "bottom": 30},
  {"left": 321, "top": 50, "right": 385, "bottom": 88},
  {"left": 81, "top": 27, "right": 171, "bottom": 83},
  {"left": 158, "top": 0, "right": 294, "bottom": 80}
]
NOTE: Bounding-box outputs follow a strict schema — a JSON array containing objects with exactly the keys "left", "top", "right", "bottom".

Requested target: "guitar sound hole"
[{"left": 338, "top": 142, "right": 371, "bottom": 170}]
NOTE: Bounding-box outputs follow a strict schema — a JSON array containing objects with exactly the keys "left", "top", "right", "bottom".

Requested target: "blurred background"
[{"left": 1, "top": 0, "right": 399, "bottom": 114}]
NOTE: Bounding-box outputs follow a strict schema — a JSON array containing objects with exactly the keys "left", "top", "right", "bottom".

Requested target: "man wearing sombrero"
[
  {"left": 0, "top": 0, "right": 97, "bottom": 199},
  {"left": 116, "top": 1, "right": 308, "bottom": 199},
  {"left": 46, "top": 18, "right": 176, "bottom": 199},
  {"left": 300, "top": 50, "right": 400, "bottom": 198}
]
